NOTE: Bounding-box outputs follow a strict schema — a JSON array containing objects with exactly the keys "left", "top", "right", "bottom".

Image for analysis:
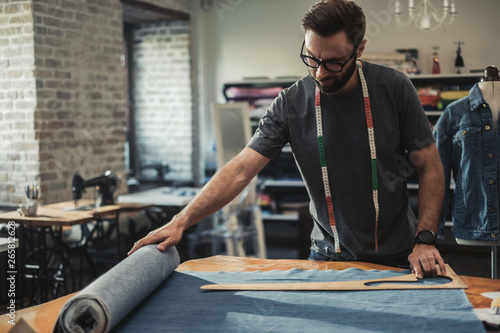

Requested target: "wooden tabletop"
[
  {"left": 0, "top": 200, "right": 150, "bottom": 227},
  {"left": 1, "top": 255, "right": 498, "bottom": 332},
  {"left": 179, "top": 256, "right": 500, "bottom": 309}
]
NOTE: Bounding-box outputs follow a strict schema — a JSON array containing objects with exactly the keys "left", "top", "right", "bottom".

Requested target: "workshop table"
[
  {"left": 117, "top": 186, "right": 199, "bottom": 208},
  {"left": 0, "top": 237, "right": 18, "bottom": 253},
  {"left": 117, "top": 186, "right": 199, "bottom": 229},
  {"left": 1, "top": 255, "right": 498, "bottom": 332},
  {"left": 0, "top": 200, "right": 151, "bottom": 306}
]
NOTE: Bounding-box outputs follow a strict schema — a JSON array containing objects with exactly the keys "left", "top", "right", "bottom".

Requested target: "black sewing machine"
[{"left": 72, "top": 170, "right": 119, "bottom": 208}]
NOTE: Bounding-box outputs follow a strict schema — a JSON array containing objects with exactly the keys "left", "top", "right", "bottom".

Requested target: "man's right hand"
[{"left": 127, "top": 219, "right": 184, "bottom": 256}]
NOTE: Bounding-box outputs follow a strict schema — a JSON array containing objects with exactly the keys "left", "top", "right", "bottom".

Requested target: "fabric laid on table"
[
  {"left": 53, "top": 245, "right": 180, "bottom": 333},
  {"left": 114, "top": 267, "right": 485, "bottom": 333}
]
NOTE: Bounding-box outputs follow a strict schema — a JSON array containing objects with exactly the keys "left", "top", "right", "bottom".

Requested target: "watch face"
[{"left": 419, "top": 230, "right": 435, "bottom": 243}]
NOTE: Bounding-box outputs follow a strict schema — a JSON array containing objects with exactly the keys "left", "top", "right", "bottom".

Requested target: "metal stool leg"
[{"left": 491, "top": 246, "right": 497, "bottom": 279}]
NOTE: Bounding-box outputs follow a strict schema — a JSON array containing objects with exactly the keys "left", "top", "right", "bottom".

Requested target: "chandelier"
[{"left": 394, "top": 0, "right": 457, "bottom": 32}]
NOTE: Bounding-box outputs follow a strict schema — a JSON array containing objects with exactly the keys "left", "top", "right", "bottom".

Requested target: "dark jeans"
[{"left": 308, "top": 249, "right": 411, "bottom": 269}]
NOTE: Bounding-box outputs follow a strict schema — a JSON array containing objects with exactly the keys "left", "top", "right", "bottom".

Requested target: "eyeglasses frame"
[{"left": 300, "top": 40, "right": 359, "bottom": 73}]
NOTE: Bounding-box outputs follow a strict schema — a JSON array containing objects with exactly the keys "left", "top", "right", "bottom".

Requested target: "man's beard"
[{"left": 312, "top": 58, "right": 357, "bottom": 94}]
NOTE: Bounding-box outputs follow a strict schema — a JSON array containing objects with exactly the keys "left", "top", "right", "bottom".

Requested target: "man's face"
[
  {"left": 308, "top": 54, "right": 357, "bottom": 94},
  {"left": 303, "top": 30, "right": 360, "bottom": 95}
]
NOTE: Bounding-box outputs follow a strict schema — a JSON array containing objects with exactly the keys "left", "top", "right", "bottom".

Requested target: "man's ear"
[{"left": 357, "top": 39, "right": 367, "bottom": 58}]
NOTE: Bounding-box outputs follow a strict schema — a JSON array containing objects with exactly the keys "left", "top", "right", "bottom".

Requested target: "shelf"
[
  {"left": 407, "top": 183, "right": 455, "bottom": 190},
  {"left": 263, "top": 179, "right": 305, "bottom": 188},
  {"left": 408, "top": 73, "right": 480, "bottom": 86},
  {"left": 407, "top": 73, "right": 480, "bottom": 80},
  {"left": 223, "top": 79, "right": 296, "bottom": 103},
  {"left": 261, "top": 212, "right": 299, "bottom": 222},
  {"left": 223, "top": 78, "right": 298, "bottom": 87},
  {"left": 425, "top": 111, "right": 443, "bottom": 116}
]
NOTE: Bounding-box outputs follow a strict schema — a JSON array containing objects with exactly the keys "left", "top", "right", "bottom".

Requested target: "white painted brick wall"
[
  {"left": 132, "top": 20, "right": 193, "bottom": 182},
  {"left": 0, "top": 1, "right": 38, "bottom": 204}
]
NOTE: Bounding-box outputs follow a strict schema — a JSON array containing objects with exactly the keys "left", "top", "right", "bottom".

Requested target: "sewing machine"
[{"left": 72, "top": 170, "right": 119, "bottom": 208}]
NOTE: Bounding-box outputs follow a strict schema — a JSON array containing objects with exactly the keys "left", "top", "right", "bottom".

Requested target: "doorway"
[{"left": 122, "top": 1, "right": 193, "bottom": 189}]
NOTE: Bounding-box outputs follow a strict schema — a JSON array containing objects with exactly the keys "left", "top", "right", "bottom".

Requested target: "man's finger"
[
  {"left": 127, "top": 240, "right": 142, "bottom": 256},
  {"left": 428, "top": 258, "right": 438, "bottom": 277},
  {"left": 128, "top": 233, "right": 157, "bottom": 255},
  {"left": 436, "top": 256, "right": 447, "bottom": 275},
  {"left": 157, "top": 237, "right": 170, "bottom": 252},
  {"left": 158, "top": 241, "right": 171, "bottom": 252},
  {"left": 419, "top": 257, "right": 432, "bottom": 278},
  {"left": 411, "top": 262, "right": 423, "bottom": 279},
  {"left": 414, "top": 266, "right": 423, "bottom": 279},
  {"left": 420, "top": 255, "right": 438, "bottom": 277}
]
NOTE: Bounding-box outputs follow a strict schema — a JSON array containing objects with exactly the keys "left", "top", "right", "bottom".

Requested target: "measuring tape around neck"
[{"left": 314, "top": 61, "right": 379, "bottom": 260}]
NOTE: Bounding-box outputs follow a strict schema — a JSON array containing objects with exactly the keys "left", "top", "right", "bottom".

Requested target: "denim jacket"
[{"left": 434, "top": 83, "right": 499, "bottom": 242}]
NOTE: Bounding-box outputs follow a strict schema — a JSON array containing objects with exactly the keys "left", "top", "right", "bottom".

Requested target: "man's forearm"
[
  {"left": 173, "top": 147, "right": 270, "bottom": 232},
  {"left": 411, "top": 143, "right": 445, "bottom": 232},
  {"left": 408, "top": 143, "right": 447, "bottom": 278},
  {"left": 416, "top": 171, "right": 444, "bottom": 232}
]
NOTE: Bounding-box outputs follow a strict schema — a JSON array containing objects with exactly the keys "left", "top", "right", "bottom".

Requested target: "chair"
[
  {"left": 188, "top": 181, "right": 265, "bottom": 258},
  {"left": 187, "top": 102, "right": 266, "bottom": 258}
]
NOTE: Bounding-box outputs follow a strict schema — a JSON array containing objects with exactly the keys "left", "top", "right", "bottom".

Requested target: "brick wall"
[
  {"left": 0, "top": 0, "right": 194, "bottom": 206},
  {"left": 33, "top": 0, "right": 127, "bottom": 204},
  {"left": 0, "top": 1, "right": 37, "bottom": 204},
  {"left": 132, "top": 20, "right": 193, "bottom": 183},
  {"left": 0, "top": 0, "right": 128, "bottom": 205}
]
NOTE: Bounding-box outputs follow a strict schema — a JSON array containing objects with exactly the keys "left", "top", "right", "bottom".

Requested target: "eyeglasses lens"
[{"left": 302, "top": 56, "right": 342, "bottom": 72}]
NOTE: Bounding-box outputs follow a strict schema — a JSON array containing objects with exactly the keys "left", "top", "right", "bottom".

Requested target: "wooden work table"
[
  {"left": 1, "top": 255, "right": 498, "bottom": 332},
  {"left": 0, "top": 199, "right": 150, "bottom": 227},
  {"left": 0, "top": 200, "right": 153, "bottom": 307}
]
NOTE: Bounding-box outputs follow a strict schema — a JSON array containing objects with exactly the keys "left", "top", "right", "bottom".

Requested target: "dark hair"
[{"left": 301, "top": 0, "right": 366, "bottom": 46}]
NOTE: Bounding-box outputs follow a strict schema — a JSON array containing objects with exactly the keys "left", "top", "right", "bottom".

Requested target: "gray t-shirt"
[{"left": 247, "top": 61, "right": 434, "bottom": 262}]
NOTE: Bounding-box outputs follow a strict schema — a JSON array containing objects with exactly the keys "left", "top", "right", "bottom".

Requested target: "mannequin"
[
  {"left": 456, "top": 65, "right": 500, "bottom": 247},
  {"left": 478, "top": 65, "right": 500, "bottom": 129},
  {"left": 455, "top": 66, "right": 499, "bottom": 278}
]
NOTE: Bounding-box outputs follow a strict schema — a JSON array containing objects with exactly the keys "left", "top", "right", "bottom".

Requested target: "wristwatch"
[{"left": 414, "top": 230, "right": 437, "bottom": 246}]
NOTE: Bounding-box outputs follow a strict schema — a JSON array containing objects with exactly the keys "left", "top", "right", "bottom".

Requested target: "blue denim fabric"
[
  {"left": 114, "top": 269, "right": 484, "bottom": 332},
  {"left": 434, "top": 83, "right": 500, "bottom": 242},
  {"left": 54, "top": 245, "right": 180, "bottom": 333}
]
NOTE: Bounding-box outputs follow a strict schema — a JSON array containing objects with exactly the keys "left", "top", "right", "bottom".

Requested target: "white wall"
[{"left": 192, "top": 0, "right": 500, "bottom": 170}]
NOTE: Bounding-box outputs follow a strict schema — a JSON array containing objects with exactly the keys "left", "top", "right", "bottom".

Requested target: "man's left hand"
[{"left": 408, "top": 244, "right": 446, "bottom": 279}]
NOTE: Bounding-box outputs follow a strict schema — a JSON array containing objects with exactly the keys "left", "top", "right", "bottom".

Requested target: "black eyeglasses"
[{"left": 300, "top": 41, "right": 358, "bottom": 73}]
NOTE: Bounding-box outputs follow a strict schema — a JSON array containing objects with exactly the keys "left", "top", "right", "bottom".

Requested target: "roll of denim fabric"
[{"left": 54, "top": 245, "right": 179, "bottom": 333}]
